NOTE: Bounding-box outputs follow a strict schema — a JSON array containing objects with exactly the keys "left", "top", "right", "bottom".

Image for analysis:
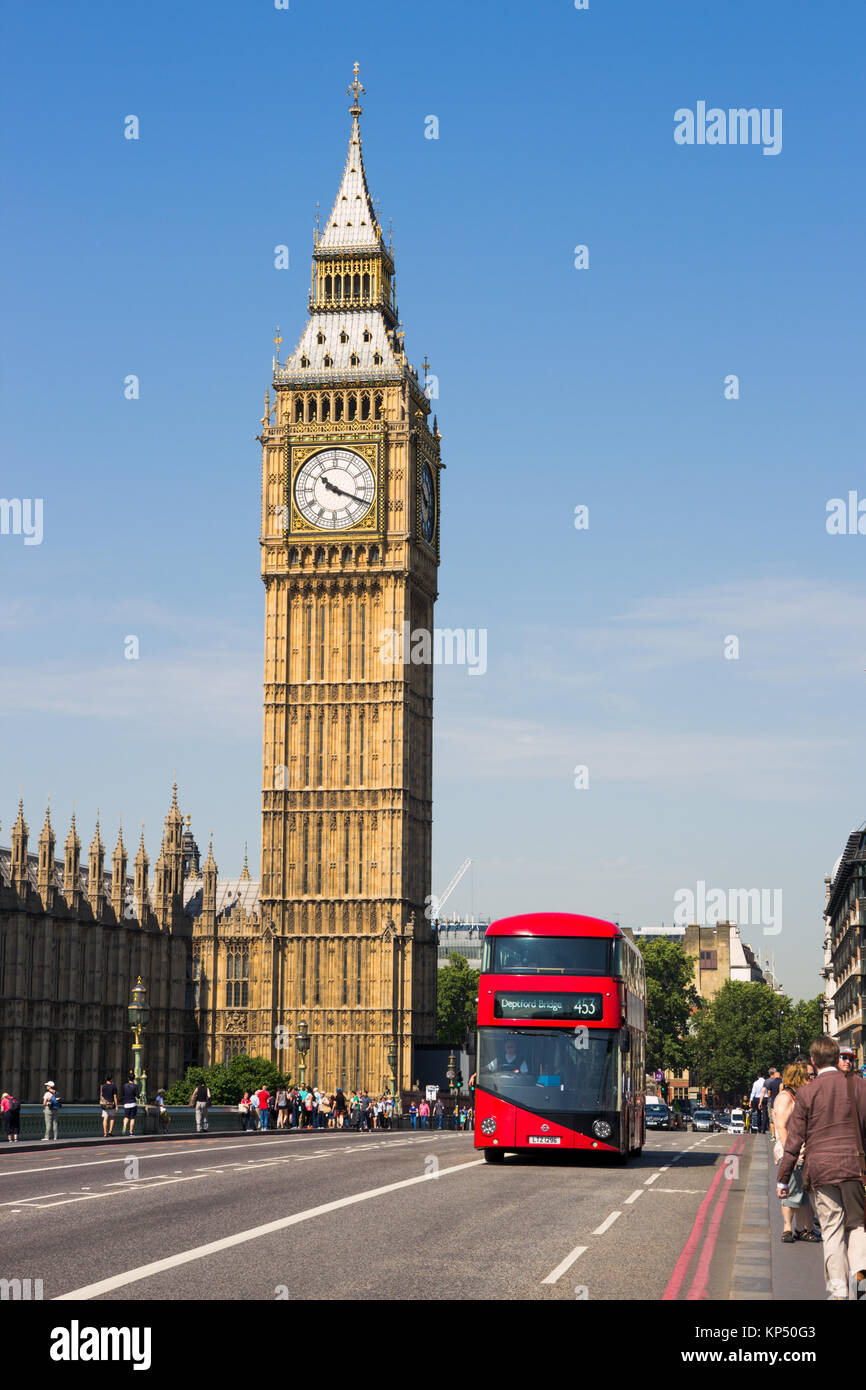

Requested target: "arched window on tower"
[
  {"left": 347, "top": 393, "right": 357, "bottom": 421},
  {"left": 361, "top": 392, "right": 371, "bottom": 420},
  {"left": 302, "top": 821, "right": 309, "bottom": 896},
  {"left": 362, "top": 274, "right": 370, "bottom": 298},
  {"left": 353, "top": 273, "right": 361, "bottom": 297},
  {"left": 343, "top": 274, "right": 351, "bottom": 298},
  {"left": 345, "top": 711, "right": 351, "bottom": 785},
  {"left": 303, "top": 712, "right": 311, "bottom": 785},
  {"left": 346, "top": 605, "right": 353, "bottom": 679},
  {"left": 316, "top": 714, "right": 324, "bottom": 786},
  {"left": 321, "top": 393, "right": 331, "bottom": 421},
  {"left": 309, "top": 395, "right": 318, "bottom": 421},
  {"left": 359, "top": 603, "right": 366, "bottom": 678},
  {"left": 340, "top": 329, "right": 349, "bottom": 344},
  {"left": 324, "top": 275, "right": 332, "bottom": 300},
  {"left": 358, "top": 708, "right": 365, "bottom": 787},
  {"left": 305, "top": 603, "right": 313, "bottom": 680},
  {"left": 334, "top": 393, "right": 344, "bottom": 421},
  {"left": 319, "top": 601, "right": 326, "bottom": 679},
  {"left": 294, "top": 396, "right": 304, "bottom": 423}
]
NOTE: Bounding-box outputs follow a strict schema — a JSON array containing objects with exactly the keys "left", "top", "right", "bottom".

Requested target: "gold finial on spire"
[
  {"left": 422, "top": 354, "right": 430, "bottom": 379},
  {"left": 347, "top": 61, "right": 365, "bottom": 117}
]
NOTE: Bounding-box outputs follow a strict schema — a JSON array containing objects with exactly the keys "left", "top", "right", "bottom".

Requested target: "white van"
[{"left": 729, "top": 1108, "right": 744, "bottom": 1134}]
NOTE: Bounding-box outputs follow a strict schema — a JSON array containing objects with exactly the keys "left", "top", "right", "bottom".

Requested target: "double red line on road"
[{"left": 662, "top": 1135, "right": 747, "bottom": 1301}]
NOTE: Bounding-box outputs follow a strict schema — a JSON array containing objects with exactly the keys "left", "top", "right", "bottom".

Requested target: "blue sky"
[{"left": 2, "top": 0, "right": 864, "bottom": 1001}]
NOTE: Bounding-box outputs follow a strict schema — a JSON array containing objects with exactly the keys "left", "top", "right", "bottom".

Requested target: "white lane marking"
[
  {"left": 0, "top": 1191, "right": 71, "bottom": 1207},
  {"left": 650, "top": 1187, "right": 703, "bottom": 1194},
  {"left": 0, "top": 1142, "right": 258, "bottom": 1178},
  {"left": 55, "top": 1159, "right": 486, "bottom": 1300},
  {"left": 624, "top": 1189, "right": 643, "bottom": 1204},
  {"left": 592, "top": 1211, "right": 621, "bottom": 1235},
  {"left": 541, "top": 1244, "right": 587, "bottom": 1285},
  {"left": 644, "top": 1173, "right": 660, "bottom": 1185}
]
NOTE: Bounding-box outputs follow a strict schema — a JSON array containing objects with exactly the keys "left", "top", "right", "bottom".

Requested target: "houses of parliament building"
[{"left": 0, "top": 69, "right": 441, "bottom": 1101}]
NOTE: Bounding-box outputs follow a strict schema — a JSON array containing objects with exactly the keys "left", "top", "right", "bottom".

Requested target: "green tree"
[
  {"left": 437, "top": 953, "right": 480, "bottom": 1043},
  {"left": 163, "top": 1055, "right": 290, "bottom": 1107},
  {"left": 691, "top": 982, "right": 824, "bottom": 1102},
  {"left": 638, "top": 938, "right": 702, "bottom": 1073}
]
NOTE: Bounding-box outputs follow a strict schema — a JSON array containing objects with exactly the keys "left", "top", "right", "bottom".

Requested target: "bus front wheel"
[{"left": 483, "top": 1148, "right": 505, "bottom": 1163}]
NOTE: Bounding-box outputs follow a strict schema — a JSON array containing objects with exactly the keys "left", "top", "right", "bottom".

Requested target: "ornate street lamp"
[
  {"left": 295, "top": 1020, "right": 310, "bottom": 1089},
  {"left": 127, "top": 976, "right": 149, "bottom": 1105},
  {"left": 446, "top": 1047, "right": 456, "bottom": 1098},
  {"left": 387, "top": 1039, "right": 398, "bottom": 1099}
]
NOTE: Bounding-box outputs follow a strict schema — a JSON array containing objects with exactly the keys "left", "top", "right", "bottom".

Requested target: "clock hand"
[{"left": 322, "top": 475, "right": 360, "bottom": 502}]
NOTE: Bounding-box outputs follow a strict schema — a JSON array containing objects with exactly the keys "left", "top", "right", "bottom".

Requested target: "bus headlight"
[
  {"left": 592, "top": 1120, "right": 612, "bottom": 1140},
  {"left": 481, "top": 1117, "right": 497, "bottom": 1136}
]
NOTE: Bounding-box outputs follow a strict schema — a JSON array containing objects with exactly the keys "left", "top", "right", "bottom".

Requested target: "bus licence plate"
[{"left": 528, "top": 1135, "right": 561, "bottom": 1145}]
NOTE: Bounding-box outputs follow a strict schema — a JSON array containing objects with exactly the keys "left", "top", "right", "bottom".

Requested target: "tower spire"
[{"left": 347, "top": 60, "right": 364, "bottom": 117}]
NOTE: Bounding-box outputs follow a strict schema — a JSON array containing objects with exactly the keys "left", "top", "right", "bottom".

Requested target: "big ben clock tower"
[{"left": 259, "top": 67, "right": 441, "bottom": 1093}]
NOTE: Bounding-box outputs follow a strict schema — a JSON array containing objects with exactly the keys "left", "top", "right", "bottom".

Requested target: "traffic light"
[{"left": 455, "top": 1070, "right": 463, "bottom": 1088}]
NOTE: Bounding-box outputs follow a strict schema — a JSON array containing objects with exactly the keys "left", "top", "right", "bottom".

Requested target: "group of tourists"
[
  {"left": 771, "top": 1038, "right": 866, "bottom": 1300},
  {"left": 235, "top": 1086, "right": 401, "bottom": 1133},
  {"left": 408, "top": 1097, "right": 473, "bottom": 1130}
]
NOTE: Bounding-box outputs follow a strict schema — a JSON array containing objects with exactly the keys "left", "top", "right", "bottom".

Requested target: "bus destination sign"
[{"left": 493, "top": 991, "right": 603, "bottom": 1021}]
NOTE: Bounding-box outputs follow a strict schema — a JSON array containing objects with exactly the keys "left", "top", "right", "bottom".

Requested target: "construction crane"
[{"left": 431, "top": 857, "right": 472, "bottom": 920}]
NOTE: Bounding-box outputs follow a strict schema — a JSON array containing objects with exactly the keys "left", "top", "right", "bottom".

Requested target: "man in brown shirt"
[{"left": 777, "top": 1035, "right": 866, "bottom": 1299}]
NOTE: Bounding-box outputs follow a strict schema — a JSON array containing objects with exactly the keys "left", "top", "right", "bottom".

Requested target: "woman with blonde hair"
[{"left": 773, "top": 1061, "right": 820, "bottom": 1243}]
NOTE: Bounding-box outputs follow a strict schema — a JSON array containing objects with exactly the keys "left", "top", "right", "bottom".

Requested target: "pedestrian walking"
[
  {"left": 190, "top": 1079, "right": 211, "bottom": 1133},
  {"left": 99, "top": 1073, "right": 118, "bottom": 1137},
  {"left": 838, "top": 1046, "right": 858, "bottom": 1076},
  {"left": 409, "top": 1101, "right": 418, "bottom": 1129},
  {"left": 777, "top": 1036, "right": 866, "bottom": 1299},
  {"left": 256, "top": 1085, "right": 271, "bottom": 1131},
  {"left": 749, "top": 1071, "right": 767, "bottom": 1134},
  {"left": 249, "top": 1089, "right": 261, "bottom": 1130},
  {"left": 121, "top": 1071, "right": 140, "bottom": 1135},
  {"left": 764, "top": 1067, "right": 782, "bottom": 1139},
  {"left": 275, "top": 1086, "right": 289, "bottom": 1129},
  {"left": 773, "top": 1061, "right": 817, "bottom": 1243},
  {"left": 434, "top": 1098, "right": 444, "bottom": 1130},
  {"left": 2, "top": 1092, "right": 21, "bottom": 1142},
  {"left": 239, "top": 1091, "right": 253, "bottom": 1131},
  {"left": 418, "top": 1099, "right": 430, "bottom": 1130},
  {"left": 42, "top": 1080, "right": 60, "bottom": 1141},
  {"left": 155, "top": 1089, "right": 171, "bottom": 1132},
  {"left": 334, "top": 1089, "right": 347, "bottom": 1129}
]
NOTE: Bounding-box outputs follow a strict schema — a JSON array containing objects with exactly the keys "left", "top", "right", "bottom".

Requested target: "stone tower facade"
[{"left": 258, "top": 68, "right": 440, "bottom": 1091}]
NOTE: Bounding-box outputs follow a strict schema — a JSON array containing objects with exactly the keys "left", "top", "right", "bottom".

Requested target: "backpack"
[
  {"left": 7, "top": 1097, "right": 20, "bottom": 1114},
  {"left": 51, "top": 1094, "right": 62, "bottom": 1109}
]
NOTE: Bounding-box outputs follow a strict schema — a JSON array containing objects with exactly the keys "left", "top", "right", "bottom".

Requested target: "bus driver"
[{"left": 486, "top": 1036, "right": 530, "bottom": 1075}]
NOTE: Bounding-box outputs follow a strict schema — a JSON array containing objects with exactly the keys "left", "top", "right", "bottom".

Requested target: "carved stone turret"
[
  {"left": 63, "top": 813, "right": 81, "bottom": 911},
  {"left": 134, "top": 829, "right": 150, "bottom": 925},
  {"left": 11, "top": 798, "right": 30, "bottom": 897},
  {"left": 37, "top": 803, "right": 56, "bottom": 910},
  {"left": 111, "top": 822, "right": 128, "bottom": 919},
  {"left": 88, "top": 815, "right": 105, "bottom": 918}
]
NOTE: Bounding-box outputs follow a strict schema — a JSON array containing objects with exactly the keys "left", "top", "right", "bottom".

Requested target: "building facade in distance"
[{"left": 824, "top": 826, "right": 866, "bottom": 1061}]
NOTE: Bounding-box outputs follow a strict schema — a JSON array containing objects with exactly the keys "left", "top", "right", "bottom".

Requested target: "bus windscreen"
[{"left": 478, "top": 1026, "right": 619, "bottom": 1112}]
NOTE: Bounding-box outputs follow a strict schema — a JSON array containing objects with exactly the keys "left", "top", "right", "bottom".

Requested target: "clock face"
[
  {"left": 419, "top": 461, "right": 435, "bottom": 543},
  {"left": 294, "top": 448, "right": 375, "bottom": 530}
]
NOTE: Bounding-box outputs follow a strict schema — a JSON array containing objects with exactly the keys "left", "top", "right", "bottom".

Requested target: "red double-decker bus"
[{"left": 473, "top": 912, "right": 647, "bottom": 1163}]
